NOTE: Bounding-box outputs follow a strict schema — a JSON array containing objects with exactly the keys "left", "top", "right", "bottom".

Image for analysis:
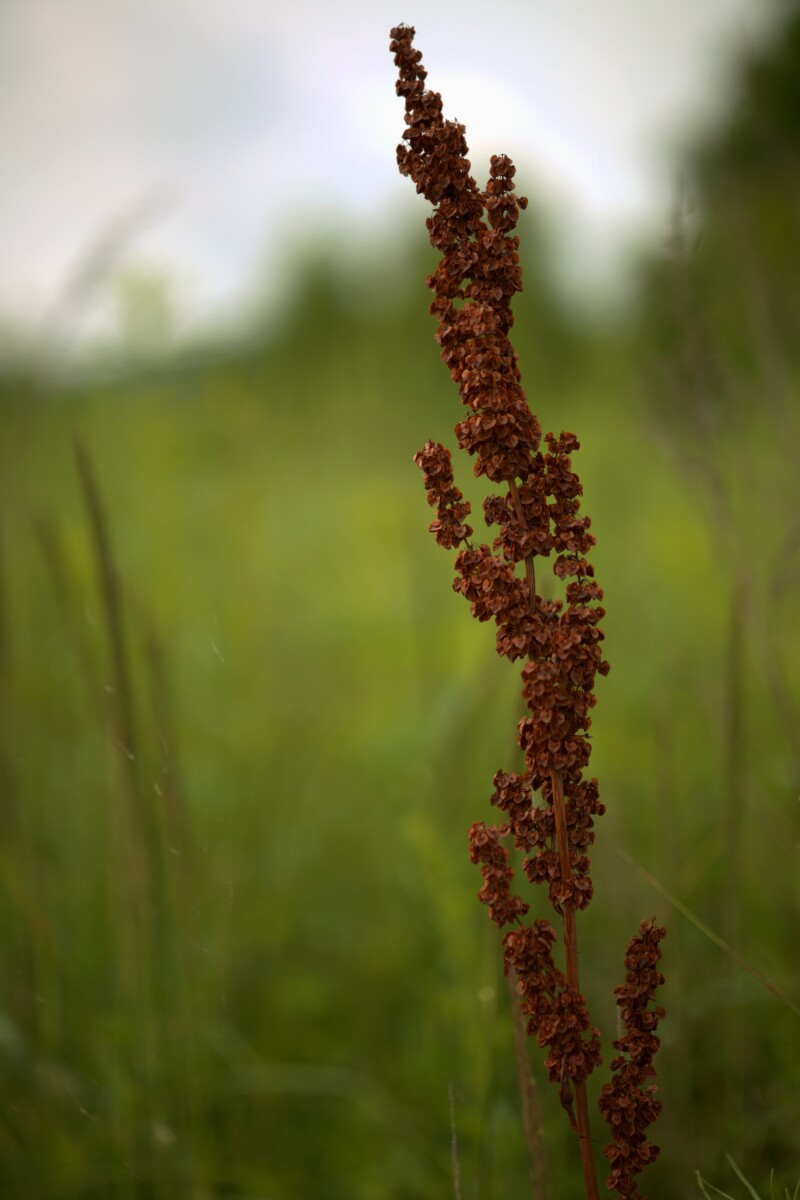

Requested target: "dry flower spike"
[{"left": 390, "top": 24, "right": 665, "bottom": 1199}]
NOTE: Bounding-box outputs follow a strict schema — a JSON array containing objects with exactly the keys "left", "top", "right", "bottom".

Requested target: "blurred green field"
[{"left": 1, "top": 235, "right": 798, "bottom": 1199}]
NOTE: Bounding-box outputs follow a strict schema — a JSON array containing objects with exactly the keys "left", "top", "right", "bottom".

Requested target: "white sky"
[{"left": 0, "top": 0, "right": 784, "bottom": 341}]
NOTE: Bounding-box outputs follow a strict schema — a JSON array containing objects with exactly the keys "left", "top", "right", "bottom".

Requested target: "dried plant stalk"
[{"left": 389, "top": 25, "right": 666, "bottom": 1198}]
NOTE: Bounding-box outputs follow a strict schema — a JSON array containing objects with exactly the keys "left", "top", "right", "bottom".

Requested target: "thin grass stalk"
[
  {"left": 616, "top": 847, "right": 800, "bottom": 1017},
  {"left": 73, "top": 437, "right": 140, "bottom": 821},
  {"left": 34, "top": 512, "right": 126, "bottom": 1034},
  {"left": 34, "top": 514, "right": 104, "bottom": 726},
  {"left": 73, "top": 436, "right": 164, "bottom": 1193},
  {"left": 73, "top": 439, "right": 168, "bottom": 956},
  {"left": 73, "top": 439, "right": 144, "bottom": 997},
  {"left": 505, "top": 970, "right": 550, "bottom": 1200}
]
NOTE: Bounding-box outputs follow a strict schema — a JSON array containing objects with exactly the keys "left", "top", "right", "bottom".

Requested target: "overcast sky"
[{"left": 0, "top": 0, "right": 784, "bottom": 341}]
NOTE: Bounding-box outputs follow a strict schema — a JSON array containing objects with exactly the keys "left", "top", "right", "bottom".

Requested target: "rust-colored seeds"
[{"left": 391, "top": 24, "right": 665, "bottom": 1199}]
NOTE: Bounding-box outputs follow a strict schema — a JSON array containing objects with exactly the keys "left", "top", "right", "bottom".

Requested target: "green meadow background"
[{"left": 1, "top": 18, "right": 799, "bottom": 1200}]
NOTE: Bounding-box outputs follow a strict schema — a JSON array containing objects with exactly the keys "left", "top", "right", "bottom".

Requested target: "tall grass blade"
[
  {"left": 617, "top": 848, "right": 800, "bottom": 1017},
  {"left": 726, "top": 1155, "right": 763, "bottom": 1200},
  {"left": 34, "top": 514, "right": 103, "bottom": 722},
  {"left": 696, "top": 1170, "right": 738, "bottom": 1200}
]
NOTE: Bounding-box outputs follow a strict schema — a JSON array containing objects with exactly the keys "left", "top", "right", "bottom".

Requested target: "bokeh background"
[{"left": 1, "top": 2, "right": 799, "bottom": 1197}]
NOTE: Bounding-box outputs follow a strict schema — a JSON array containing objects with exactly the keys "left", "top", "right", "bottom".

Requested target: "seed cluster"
[
  {"left": 504, "top": 920, "right": 600, "bottom": 1094},
  {"left": 599, "top": 920, "right": 667, "bottom": 1197},
  {"left": 392, "top": 14, "right": 606, "bottom": 1037},
  {"left": 391, "top": 22, "right": 537, "bottom": 484},
  {"left": 391, "top": 24, "right": 664, "bottom": 1195},
  {"left": 414, "top": 441, "right": 473, "bottom": 549}
]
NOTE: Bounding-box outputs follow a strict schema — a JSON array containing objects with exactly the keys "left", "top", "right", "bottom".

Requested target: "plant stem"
[
  {"left": 551, "top": 769, "right": 599, "bottom": 1200},
  {"left": 510, "top": 477, "right": 600, "bottom": 1200}
]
